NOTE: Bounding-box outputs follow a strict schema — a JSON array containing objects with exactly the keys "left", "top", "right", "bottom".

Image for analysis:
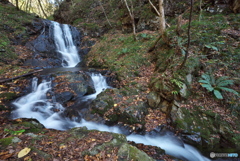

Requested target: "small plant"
[
  {"left": 138, "top": 33, "right": 151, "bottom": 40},
  {"left": 204, "top": 41, "right": 224, "bottom": 51},
  {"left": 170, "top": 78, "right": 184, "bottom": 95},
  {"left": 199, "top": 73, "right": 239, "bottom": 99},
  {"left": 117, "top": 48, "right": 129, "bottom": 55},
  {"left": 4, "top": 129, "right": 25, "bottom": 135},
  {"left": 177, "top": 37, "right": 187, "bottom": 56}
]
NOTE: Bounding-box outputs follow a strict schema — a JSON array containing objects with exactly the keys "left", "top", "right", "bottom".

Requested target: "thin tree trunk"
[
  {"left": 179, "top": 0, "right": 193, "bottom": 69},
  {"left": 37, "top": 0, "right": 48, "bottom": 18},
  {"left": 123, "top": 0, "right": 136, "bottom": 40},
  {"left": 148, "top": 0, "right": 170, "bottom": 30},
  {"left": 98, "top": 0, "right": 112, "bottom": 27},
  {"left": 159, "top": 0, "right": 165, "bottom": 34},
  {"left": 199, "top": 0, "right": 202, "bottom": 21},
  {"left": 148, "top": 33, "right": 162, "bottom": 52},
  {"left": 15, "top": 0, "right": 19, "bottom": 10}
]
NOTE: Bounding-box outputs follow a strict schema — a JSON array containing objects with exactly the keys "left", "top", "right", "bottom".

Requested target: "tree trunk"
[
  {"left": 123, "top": 0, "right": 137, "bottom": 40},
  {"left": 15, "top": 0, "right": 19, "bottom": 10},
  {"left": 179, "top": 0, "right": 193, "bottom": 69},
  {"left": 98, "top": 0, "right": 112, "bottom": 27},
  {"left": 158, "top": 0, "right": 165, "bottom": 34}
]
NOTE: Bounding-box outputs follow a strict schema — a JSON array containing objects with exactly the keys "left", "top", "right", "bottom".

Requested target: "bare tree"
[
  {"left": 179, "top": 0, "right": 193, "bottom": 69},
  {"left": 123, "top": 0, "right": 137, "bottom": 40},
  {"left": 148, "top": 0, "right": 166, "bottom": 34},
  {"left": 98, "top": 0, "right": 112, "bottom": 27}
]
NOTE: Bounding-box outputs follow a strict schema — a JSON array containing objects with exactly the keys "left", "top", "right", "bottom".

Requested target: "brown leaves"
[
  {"left": 145, "top": 109, "right": 167, "bottom": 132},
  {"left": 0, "top": 151, "right": 14, "bottom": 160}
]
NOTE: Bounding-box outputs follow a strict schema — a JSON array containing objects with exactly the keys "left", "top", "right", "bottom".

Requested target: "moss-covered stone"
[
  {"left": 0, "top": 137, "right": 14, "bottom": 148},
  {"left": 175, "top": 106, "right": 240, "bottom": 152},
  {"left": 118, "top": 143, "right": 155, "bottom": 161}
]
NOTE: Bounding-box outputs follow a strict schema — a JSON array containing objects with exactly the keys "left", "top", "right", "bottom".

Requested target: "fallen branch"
[{"left": 0, "top": 69, "right": 43, "bottom": 83}]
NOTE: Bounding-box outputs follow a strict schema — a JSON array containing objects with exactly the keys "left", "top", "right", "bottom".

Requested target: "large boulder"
[{"left": 174, "top": 106, "right": 240, "bottom": 153}]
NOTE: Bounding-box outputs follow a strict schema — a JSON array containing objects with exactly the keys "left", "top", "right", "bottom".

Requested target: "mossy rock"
[
  {"left": 68, "top": 126, "right": 89, "bottom": 139},
  {"left": 175, "top": 106, "right": 240, "bottom": 151},
  {"left": 118, "top": 143, "right": 155, "bottom": 161},
  {"left": 0, "top": 137, "right": 15, "bottom": 148}
]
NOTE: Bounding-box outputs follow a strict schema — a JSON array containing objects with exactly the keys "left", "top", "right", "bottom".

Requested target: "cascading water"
[
  {"left": 84, "top": 73, "right": 111, "bottom": 100},
  {"left": 52, "top": 21, "right": 80, "bottom": 67},
  {"left": 11, "top": 75, "right": 211, "bottom": 161}
]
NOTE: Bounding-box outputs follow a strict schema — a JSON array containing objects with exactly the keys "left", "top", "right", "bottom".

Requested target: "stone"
[
  {"left": 180, "top": 83, "right": 187, "bottom": 98},
  {"left": 55, "top": 91, "right": 73, "bottom": 104},
  {"left": 159, "top": 100, "right": 170, "bottom": 113},
  {"left": 186, "top": 74, "right": 192, "bottom": 84},
  {"left": 146, "top": 91, "right": 160, "bottom": 108},
  {"left": 118, "top": 143, "right": 155, "bottom": 161}
]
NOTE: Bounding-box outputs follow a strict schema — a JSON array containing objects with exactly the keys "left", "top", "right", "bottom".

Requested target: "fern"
[{"left": 199, "top": 73, "right": 239, "bottom": 99}]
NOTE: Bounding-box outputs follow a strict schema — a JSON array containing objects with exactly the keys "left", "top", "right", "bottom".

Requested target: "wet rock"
[
  {"left": 55, "top": 91, "right": 73, "bottom": 104},
  {"left": 52, "top": 71, "right": 95, "bottom": 97},
  {"left": 24, "top": 19, "right": 82, "bottom": 68}
]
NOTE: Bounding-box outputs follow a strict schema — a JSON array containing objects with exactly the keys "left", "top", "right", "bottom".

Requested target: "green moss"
[
  {"left": 0, "top": 3, "right": 35, "bottom": 62},
  {"left": 0, "top": 137, "right": 14, "bottom": 147},
  {"left": 116, "top": 142, "right": 157, "bottom": 161},
  {"left": 20, "top": 121, "right": 44, "bottom": 133},
  {"left": 0, "top": 92, "right": 17, "bottom": 101}
]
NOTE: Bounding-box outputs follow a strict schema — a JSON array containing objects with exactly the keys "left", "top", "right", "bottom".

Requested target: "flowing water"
[
  {"left": 10, "top": 21, "right": 211, "bottom": 161},
  {"left": 11, "top": 76, "right": 211, "bottom": 161},
  {"left": 52, "top": 21, "right": 80, "bottom": 67}
]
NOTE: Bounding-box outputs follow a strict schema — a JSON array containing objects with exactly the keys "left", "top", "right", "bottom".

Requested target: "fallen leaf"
[{"left": 18, "top": 147, "right": 31, "bottom": 158}]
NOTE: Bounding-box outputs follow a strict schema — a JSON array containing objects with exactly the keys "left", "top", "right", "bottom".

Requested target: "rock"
[
  {"left": 180, "top": 83, "right": 187, "bottom": 98},
  {"left": 147, "top": 91, "right": 160, "bottom": 108},
  {"left": 186, "top": 74, "right": 192, "bottom": 84},
  {"left": 118, "top": 143, "right": 155, "bottom": 161},
  {"left": 55, "top": 91, "right": 73, "bottom": 104},
  {"left": 52, "top": 71, "right": 95, "bottom": 97},
  {"left": 24, "top": 19, "right": 82, "bottom": 68},
  {"left": 159, "top": 100, "right": 170, "bottom": 113},
  {"left": 174, "top": 106, "right": 240, "bottom": 152}
]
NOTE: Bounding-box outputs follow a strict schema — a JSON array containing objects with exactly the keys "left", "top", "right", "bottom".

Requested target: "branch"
[
  {"left": 0, "top": 69, "right": 43, "bottom": 83},
  {"left": 179, "top": 0, "right": 193, "bottom": 69},
  {"left": 148, "top": 0, "right": 160, "bottom": 16},
  {"left": 149, "top": 0, "right": 169, "bottom": 28},
  {"left": 123, "top": 0, "right": 133, "bottom": 18},
  {"left": 98, "top": 0, "right": 112, "bottom": 27}
]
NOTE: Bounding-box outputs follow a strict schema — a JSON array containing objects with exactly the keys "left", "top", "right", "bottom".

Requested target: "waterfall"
[
  {"left": 84, "top": 73, "right": 111, "bottom": 100},
  {"left": 52, "top": 21, "right": 80, "bottom": 67},
  {"left": 11, "top": 76, "right": 211, "bottom": 161}
]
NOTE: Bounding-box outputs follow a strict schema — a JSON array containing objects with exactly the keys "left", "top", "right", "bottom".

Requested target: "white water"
[
  {"left": 84, "top": 73, "right": 111, "bottom": 100},
  {"left": 11, "top": 75, "right": 211, "bottom": 161},
  {"left": 52, "top": 21, "right": 80, "bottom": 67}
]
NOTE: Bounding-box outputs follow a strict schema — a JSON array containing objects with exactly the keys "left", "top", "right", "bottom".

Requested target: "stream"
[{"left": 10, "top": 21, "right": 211, "bottom": 161}]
